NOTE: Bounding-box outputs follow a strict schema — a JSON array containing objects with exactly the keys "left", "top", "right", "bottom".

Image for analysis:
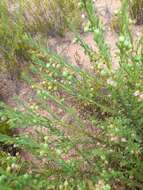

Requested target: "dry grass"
[
  {"left": 130, "top": 0, "right": 143, "bottom": 24},
  {"left": 21, "top": 0, "right": 81, "bottom": 36}
]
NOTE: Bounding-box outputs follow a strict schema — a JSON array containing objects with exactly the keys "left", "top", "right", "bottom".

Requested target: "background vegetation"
[{"left": 129, "top": 0, "right": 143, "bottom": 24}]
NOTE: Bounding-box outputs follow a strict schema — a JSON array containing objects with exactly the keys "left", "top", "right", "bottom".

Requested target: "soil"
[{"left": 47, "top": 0, "right": 142, "bottom": 70}]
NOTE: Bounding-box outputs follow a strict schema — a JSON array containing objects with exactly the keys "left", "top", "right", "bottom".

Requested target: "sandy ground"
[{"left": 47, "top": 0, "right": 142, "bottom": 70}]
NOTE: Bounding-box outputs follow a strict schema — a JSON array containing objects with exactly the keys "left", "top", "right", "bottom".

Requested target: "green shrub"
[{"left": 0, "top": 0, "right": 143, "bottom": 190}]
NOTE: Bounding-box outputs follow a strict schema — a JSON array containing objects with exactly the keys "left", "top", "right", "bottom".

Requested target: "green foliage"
[
  {"left": 0, "top": 0, "right": 30, "bottom": 79},
  {"left": 0, "top": 118, "right": 10, "bottom": 136},
  {"left": 0, "top": 0, "right": 143, "bottom": 190}
]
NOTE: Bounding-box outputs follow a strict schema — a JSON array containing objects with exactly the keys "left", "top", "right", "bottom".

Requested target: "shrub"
[{"left": 0, "top": 0, "right": 143, "bottom": 190}]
